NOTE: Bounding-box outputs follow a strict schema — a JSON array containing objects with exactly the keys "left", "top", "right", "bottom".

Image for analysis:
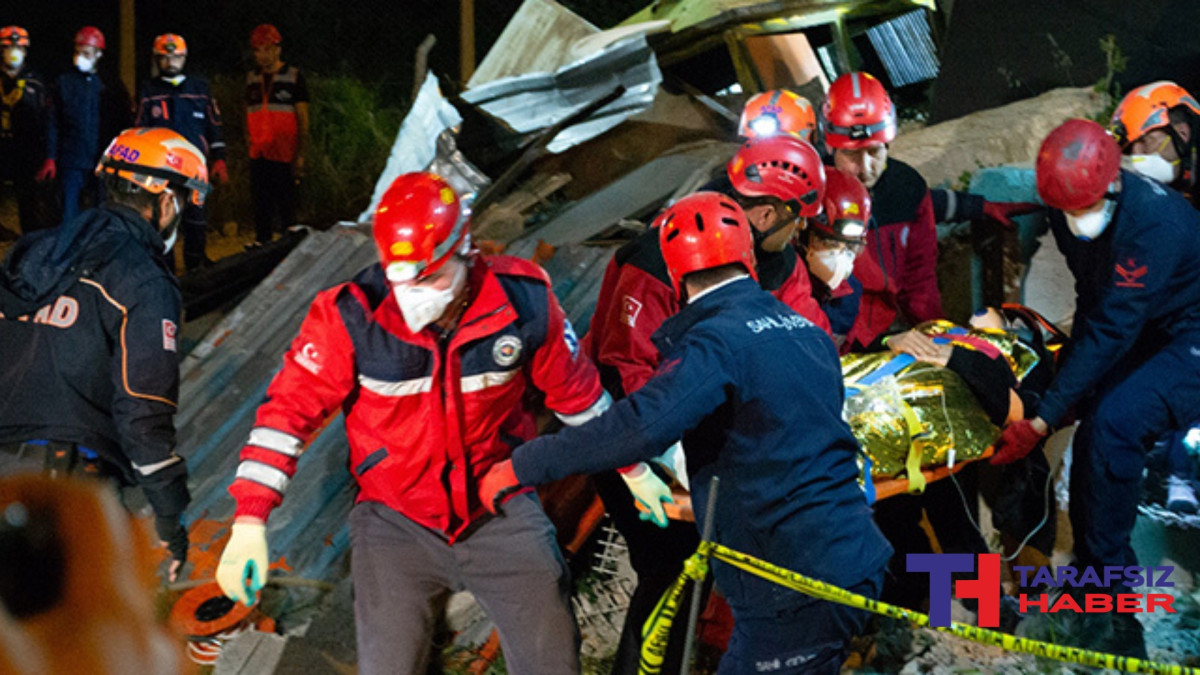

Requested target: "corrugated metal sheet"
[
  {"left": 466, "top": 0, "right": 600, "bottom": 89},
  {"left": 866, "top": 9, "right": 939, "bottom": 87},
  {"left": 178, "top": 227, "right": 377, "bottom": 594},
  {"left": 358, "top": 73, "right": 464, "bottom": 223},
  {"left": 461, "top": 35, "right": 663, "bottom": 154}
]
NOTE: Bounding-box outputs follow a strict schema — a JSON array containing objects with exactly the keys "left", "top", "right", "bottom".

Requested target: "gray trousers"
[{"left": 349, "top": 493, "right": 581, "bottom": 675}]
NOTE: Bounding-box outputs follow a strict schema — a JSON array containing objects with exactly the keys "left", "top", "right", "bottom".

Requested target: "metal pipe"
[{"left": 681, "top": 476, "right": 719, "bottom": 675}]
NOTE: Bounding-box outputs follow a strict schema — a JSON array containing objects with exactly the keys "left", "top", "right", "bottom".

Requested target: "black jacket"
[{"left": 0, "top": 204, "right": 188, "bottom": 516}]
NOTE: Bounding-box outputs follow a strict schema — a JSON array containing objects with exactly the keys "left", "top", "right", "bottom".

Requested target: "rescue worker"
[
  {"left": 0, "top": 127, "right": 210, "bottom": 583},
  {"left": 991, "top": 118, "right": 1200, "bottom": 657},
  {"left": 135, "top": 33, "right": 226, "bottom": 271},
  {"left": 482, "top": 191, "right": 893, "bottom": 674},
  {"left": 47, "top": 27, "right": 132, "bottom": 225},
  {"left": 583, "top": 134, "right": 828, "bottom": 674},
  {"left": 800, "top": 166, "right": 877, "bottom": 353},
  {"left": 244, "top": 24, "right": 309, "bottom": 247},
  {"left": 1110, "top": 81, "right": 1200, "bottom": 206},
  {"left": 739, "top": 89, "right": 816, "bottom": 142},
  {"left": 0, "top": 26, "right": 53, "bottom": 235},
  {"left": 215, "top": 173, "right": 611, "bottom": 675}
]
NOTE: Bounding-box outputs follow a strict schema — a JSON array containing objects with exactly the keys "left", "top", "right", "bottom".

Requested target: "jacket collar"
[{"left": 653, "top": 276, "right": 758, "bottom": 352}]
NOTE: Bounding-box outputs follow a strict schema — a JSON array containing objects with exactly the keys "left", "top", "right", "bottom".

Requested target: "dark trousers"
[
  {"left": 348, "top": 494, "right": 580, "bottom": 675},
  {"left": 1, "top": 171, "right": 39, "bottom": 234},
  {"left": 593, "top": 468, "right": 700, "bottom": 675},
  {"left": 181, "top": 200, "right": 208, "bottom": 271},
  {"left": 250, "top": 158, "right": 297, "bottom": 244},
  {"left": 719, "top": 571, "right": 883, "bottom": 675},
  {"left": 1070, "top": 336, "right": 1200, "bottom": 575},
  {"left": 60, "top": 167, "right": 102, "bottom": 227}
]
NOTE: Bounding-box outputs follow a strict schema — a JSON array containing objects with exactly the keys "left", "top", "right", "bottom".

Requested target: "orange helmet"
[
  {"left": 153, "top": 33, "right": 187, "bottom": 56},
  {"left": 0, "top": 26, "right": 30, "bottom": 48},
  {"left": 739, "top": 90, "right": 817, "bottom": 141},
  {"left": 373, "top": 173, "right": 470, "bottom": 282},
  {"left": 75, "top": 26, "right": 105, "bottom": 50},
  {"left": 821, "top": 72, "right": 896, "bottom": 151},
  {"left": 250, "top": 24, "right": 282, "bottom": 49},
  {"left": 658, "top": 192, "right": 757, "bottom": 299},
  {"left": 811, "top": 168, "right": 871, "bottom": 245},
  {"left": 96, "top": 128, "right": 211, "bottom": 206},
  {"left": 1109, "top": 81, "right": 1200, "bottom": 148}
]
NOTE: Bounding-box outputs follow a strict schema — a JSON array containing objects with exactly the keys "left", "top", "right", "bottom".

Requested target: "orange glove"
[
  {"left": 35, "top": 159, "right": 56, "bottom": 181},
  {"left": 990, "top": 419, "right": 1047, "bottom": 465},
  {"left": 982, "top": 201, "right": 1040, "bottom": 228},
  {"left": 479, "top": 459, "right": 522, "bottom": 515},
  {"left": 210, "top": 159, "right": 228, "bottom": 184}
]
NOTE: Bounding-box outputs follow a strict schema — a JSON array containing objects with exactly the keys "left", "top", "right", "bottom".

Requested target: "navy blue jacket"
[
  {"left": 1040, "top": 170, "right": 1200, "bottom": 426},
  {"left": 135, "top": 75, "right": 225, "bottom": 161},
  {"left": 0, "top": 205, "right": 188, "bottom": 517},
  {"left": 49, "top": 70, "right": 131, "bottom": 171},
  {"left": 513, "top": 277, "right": 892, "bottom": 615}
]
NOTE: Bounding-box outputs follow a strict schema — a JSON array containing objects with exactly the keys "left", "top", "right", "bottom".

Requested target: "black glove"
[{"left": 155, "top": 514, "right": 189, "bottom": 567}]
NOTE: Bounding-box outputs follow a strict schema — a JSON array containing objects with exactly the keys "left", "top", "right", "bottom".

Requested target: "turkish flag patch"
[
  {"left": 162, "top": 319, "right": 177, "bottom": 352},
  {"left": 622, "top": 295, "right": 643, "bottom": 327}
]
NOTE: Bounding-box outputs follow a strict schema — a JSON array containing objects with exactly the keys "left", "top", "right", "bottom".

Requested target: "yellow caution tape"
[{"left": 638, "top": 541, "right": 1199, "bottom": 675}]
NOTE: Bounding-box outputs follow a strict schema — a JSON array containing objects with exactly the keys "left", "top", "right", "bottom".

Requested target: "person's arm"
[
  {"left": 897, "top": 191, "right": 944, "bottom": 323},
  {"left": 101, "top": 274, "right": 188, "bottom": 578},
  {"left": 293, "top": 68, "right": 310, "bottom": 176},
  {"left": 526, "top": 282, "right": 609, "bottom": 423},
  {"left": 593, "top": 264, "right": 678, "bottom": 395},
  {"left": 133, "top": 84, "right": 150, "bottom": 126},
  {"left": 204, "top": 81, "right": 226, "bottom": 163},
  {"left": 227, "top": 289, "right": 358, "bottom": 520},
  {"left": 44, "top": 77, "right": 59, "bottom": 164},
  {"left": 1038, "top": 226, "right": 1178, "bottom": 427},
  {"left": 512, "top": 328, "right": 733, "bottom": 486}
]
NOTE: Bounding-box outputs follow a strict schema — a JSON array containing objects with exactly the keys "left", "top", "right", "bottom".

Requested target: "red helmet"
[
  {"left": 739, "top": 89, "right": 817, "bottom": 141},
  {"left": 811, "top": 168, "right": 871, "bottom": 244},
  {"left": 1109, "top": 81, "right": 1200, "bottom": 148},
  {"left": 727, "top": 135, "right": 825, "bottom": 217},
  {"left": 75, "top": 26, "right": 105, "bottom": 50},
  {"left": 821, "top": 72, "right": 896, "bottom": 151},
  {"left": 153, "top": 34, "right": 187, "bottom": 56},
  {"left": 373, "top": 173, "right": 470, "bottom": 282},
  {"left": 658, "top": 192, "right": 758, "bottom": 299},
  {"left": 0, "top": 26, "right": 30, "bottom": 48},
  {"left": 250, "top": 24, "right": 282, "bottom": 49},
  {"left": 1036, "top": 119, "right": 1121, "bottom": 211}
]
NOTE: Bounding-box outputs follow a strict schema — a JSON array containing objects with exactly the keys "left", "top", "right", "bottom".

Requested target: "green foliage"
[
  {"left": 1091, "top": 34, "right": 1128, "bottom": 125},
  {"left": 207, "top": 73, "right": 404, "bottom": 231}
]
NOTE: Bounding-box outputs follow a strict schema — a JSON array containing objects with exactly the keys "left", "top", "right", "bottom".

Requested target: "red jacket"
[
  {"left": 860, "top": 158, "right": 943, "bottom": 326},
  {"left": 229, "top": 255, "right": 606, "bottom": 541},
  {"left": 585, "top": 228, "right": 830, "bottom": 396}
]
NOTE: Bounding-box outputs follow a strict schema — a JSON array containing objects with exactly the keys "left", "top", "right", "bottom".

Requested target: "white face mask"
[
  {"left": 392, "top": 263, "right": 466, "bottom": 333},
  {"left": 160, "top": 193, "right": 182, "bottom": 254},
  {"left": 1128, "top": 153, "right": 1180, "bottom": 184},
  {"left": 807, "top": 248, "right": 856, "bottom": 290},
  {"left": 1065, "top": 198, "right": 1117, "bottom": 241},
  {"left": 74, "top": 54, "right": 97, "bottom": 72}
]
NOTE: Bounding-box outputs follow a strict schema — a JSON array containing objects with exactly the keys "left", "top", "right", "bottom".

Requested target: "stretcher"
[{"left": 648, "top": 446, "right": 994, "bottom": 523}]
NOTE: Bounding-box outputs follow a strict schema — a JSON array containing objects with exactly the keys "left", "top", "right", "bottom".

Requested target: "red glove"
[
  {"left": 981, "top": 201, "right": 1040, "bottom": 228},
  {"left": 210, "top": 159, "right": 228, "bottom": 184},
  {"left": 990, "top": 419, "right": 1047, "bottom": 465},
  {"left": 479, "top": 459, "right": 522, "bottom": 515},
  {"left": 35, "top": 159, "right": 56, "bottom": 181}
]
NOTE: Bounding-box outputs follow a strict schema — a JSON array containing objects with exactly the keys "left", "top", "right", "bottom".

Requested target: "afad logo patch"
[
  {"left": 908, "top": 554, "right": 1176, "bottom": 628},
  {"left": 1115, "top": 258, "right": 1148, "bottom": 288}
]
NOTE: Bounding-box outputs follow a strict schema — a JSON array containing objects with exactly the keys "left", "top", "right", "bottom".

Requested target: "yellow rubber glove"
[
  {"left": 216, "top": 521, "right": 268, "bottom": 606},
  {"left": 621, "top": 462, "right": 674, "bottom": 528}
]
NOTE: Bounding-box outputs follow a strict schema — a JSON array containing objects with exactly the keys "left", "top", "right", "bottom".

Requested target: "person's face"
[
  {"left": 807, "top": 231, "right": 865, "bottom": 257},
  {"left": 389, "top": 256, "right": 465, "bottom": 294},
  {"left": 75, "top": 45, "right": 101, "bottom": 62},
  {"left": 1130, "top": 128, "right": 1179, "bottom": 162},
  {"left": 833, "top": 144, "right": 889, "bottom": 189},
  {"left": 157, "top": 53, "right": 186, "bottom": 76},
  {"left": 745, "top": 203, "right": 799, "bottom": 252},
  {"left": 254, "top": 44, "right": 281, "bottom": 69},
  {"left": 1063, "top": 197, "right": 1108, "bottom": 219},
  {"left": 2, "top": 45, "right": 26, "bottom": 70}
]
